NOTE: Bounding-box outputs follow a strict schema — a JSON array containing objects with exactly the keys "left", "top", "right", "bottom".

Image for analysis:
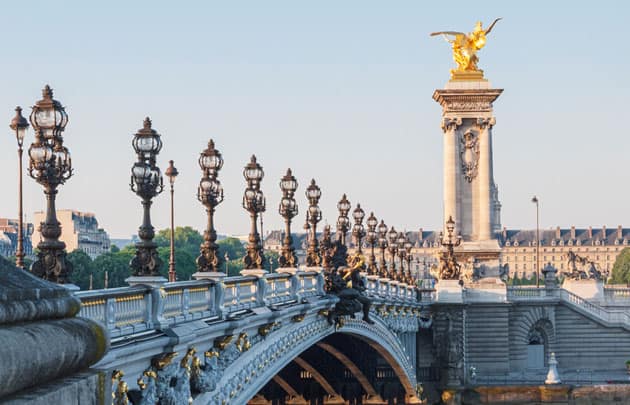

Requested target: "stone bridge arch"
[{"left": 194, "top": 315, "right": 420, "bottom": 404}]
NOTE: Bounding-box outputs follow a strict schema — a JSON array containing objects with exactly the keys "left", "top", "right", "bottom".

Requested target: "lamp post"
[
  {"left": 437, "top": 215, "right": 462, "bottom": 280},
  {"left": 224, "top": 252, "right": 229, "bottom": 274},
  {"left": 397, "top": 232, "right": 407, "bottom": 282},
  {"left": 532, "top": 195, "right": 540, "bottom": 288},
  {"left": 196, "top": 140, "right": 224, "bottom": 275},
  {"left": 305, "top": 179, "right": 322, "bottom": 267},
  {"left": 387, "top": 227, "right": 398, "bottom": 279},
  {"left": 351, "top": 204, "right": 366, "bottom": 254},
  {"left": 10, "top": 107, "right": 29, "bottom": 269},
  {"left": 366, "top": 212, "right": 378, "bottom": 275},
  {"left": 242, "top": 155, "right": 266, "bottom": 271},
  {"left": 336, "top": 194, "right": 351, "bottom": 245},
  {"left": 27, "top": 86, "right": 74, "bottom": 284},
  {"left": 330, "top": 194, "right": 351, "bottom": 268},
  {"left": 165, "top": 160, "right": 178, "bottom": 282},
  {"left": 129, "top": 117, "right": 164, "bottom": 281},
  {"left": 377, "top": 220, "right": 388, "bottom": 277},
  {"left": 321, "top": 225, "right": 333, "bottom": 270},
  {"left": 278, "top": 169, "right": 298, "bottom": 268},
  {"left": 405, "top": 238, "right": 414, "bottom": 285}
]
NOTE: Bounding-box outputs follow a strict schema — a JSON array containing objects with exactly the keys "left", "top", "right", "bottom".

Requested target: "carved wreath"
[{"left": 460, "top": 130, "right": 479, "bottom": 183}]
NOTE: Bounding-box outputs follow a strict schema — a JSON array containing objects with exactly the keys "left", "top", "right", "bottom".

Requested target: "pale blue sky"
[{"left": 1, "top": 1, "right": 629, "bottom": 238}]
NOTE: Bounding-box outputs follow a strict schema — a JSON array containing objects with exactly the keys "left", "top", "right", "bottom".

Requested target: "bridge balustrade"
[
  {"left": 77, "top": 271, "right": 424, "bottom": 340},
  {"left": 77, "top": 285, "right": 153, "bottom": 338}
]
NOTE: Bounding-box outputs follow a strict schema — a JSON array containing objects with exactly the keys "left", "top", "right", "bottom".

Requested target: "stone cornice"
[{"left": 433, "top": 89, "right": 503, "bottom": 113}]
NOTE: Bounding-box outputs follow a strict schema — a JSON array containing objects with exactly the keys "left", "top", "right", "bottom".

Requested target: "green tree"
[
  {"left": 611, "top": 247, "right": 630, "bottom": 284},
  {"left": 157, "top": 247, "right": 197, "bottom": 281},
  {"left": 264, "top": 250, "right": 280, "bottom": 272},
  {"left": 68, "top": 250, "right": 94, "bottom": 290},
  {"left": 6, "top": 256, "right": 33, "bottom": 270},
  {"left": 110, "top": 245, "right": 120, "bottom": 253},
  {"left": 217, "top": 237, "right": 246, "bottom": 262},
  {"left": 154, "top": 226, "right": 203, "bottom": 258},
  {"left": 92, "top": 249, "right": 134, "bottom": 289}
]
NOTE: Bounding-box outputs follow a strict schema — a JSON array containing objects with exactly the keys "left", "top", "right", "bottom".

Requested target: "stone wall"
[{"left": 465, "top": 305, "right": 509, "bottom": 374}]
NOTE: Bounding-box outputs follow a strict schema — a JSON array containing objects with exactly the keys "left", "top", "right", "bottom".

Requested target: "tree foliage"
[{"left": 610, "top": 247, "right": 630, "bottom": 284}]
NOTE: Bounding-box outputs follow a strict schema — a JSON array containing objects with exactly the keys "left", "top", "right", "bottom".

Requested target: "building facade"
[
  {"left": 0, "top": 218, "right": 34, "bottom": 258},
  {"left": 32, "top": 209, "right": 111, "bottom": 259},
  {"left": 265, "top": 226, "right": 628, "bottom": 281}
]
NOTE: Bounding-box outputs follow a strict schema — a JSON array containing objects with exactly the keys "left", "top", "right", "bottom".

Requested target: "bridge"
[
  {"left": 5, "top": 257, "right": 630, "bottom": 404},
  {"left": 77, "top": 269, "right": 429, "bottom": 404}
]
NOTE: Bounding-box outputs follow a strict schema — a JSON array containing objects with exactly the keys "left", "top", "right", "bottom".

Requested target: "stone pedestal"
[
  {"left": 63, "top": 283, "right": 80, "bottom": 292},
  {"left": 435, "top": 279, "right": 463, "bottom": 303},
  {"left": 275, "top": 267, "right": 299, "bottom": 275},
  {"left": 125, "top": 275, "right": 168, "bottom": 288},
  {"left": 240, "top": 268, "right": 268, "bottom": 278},
  {"left": 562, "top": 279, "right": 604, "bottom": 303},
  {"left": 303, "top": 266, "right": 324, "bottom": 274},
  {"left": 465, "top": 277, "right": 507, "bottom": 303},
  {"left": 192, "top": 271, "right": 226, "bottom": 282}
]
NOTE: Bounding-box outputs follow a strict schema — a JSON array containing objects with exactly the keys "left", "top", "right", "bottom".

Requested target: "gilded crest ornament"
[{"left": 460, "top": 130, "right": 479, "bottom": 183}]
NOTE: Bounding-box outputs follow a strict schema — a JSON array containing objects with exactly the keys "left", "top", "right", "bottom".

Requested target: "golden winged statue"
[{"left": 431, "top": 18, "right": 502, "bottom": 75}]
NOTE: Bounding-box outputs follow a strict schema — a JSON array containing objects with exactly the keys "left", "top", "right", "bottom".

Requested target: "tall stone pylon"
[{"left": 433, "top": 76, "right": 503, "bottom": 276}]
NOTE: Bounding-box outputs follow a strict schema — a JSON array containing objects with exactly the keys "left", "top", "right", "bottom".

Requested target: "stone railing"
[
  {"left": 364, "top": 276, "right": 430, "bottom": 304},
  {"left": 603, "top": 285, "right": 630, "bottom": 304},
  {"left": 560, "top": 289, "right": 630, "bottom": 330},
  {"left": 77, "top": 271, "right": 420, "bottom": 339},
  {"left": 506, "top": 286, "right": 557, "bottom": 301}
]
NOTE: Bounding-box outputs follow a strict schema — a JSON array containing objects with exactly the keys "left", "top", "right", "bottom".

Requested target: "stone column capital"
[
  {"left": 441, "top": 117, "right": 463, "bottom": 132},
  {"left": 475, "top": 117, "right": 496, "bottom": 130}
]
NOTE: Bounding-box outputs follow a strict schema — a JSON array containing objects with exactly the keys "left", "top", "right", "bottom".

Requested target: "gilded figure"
[{"left": 431, "top": 18, "right": 502, "bottom": 74}]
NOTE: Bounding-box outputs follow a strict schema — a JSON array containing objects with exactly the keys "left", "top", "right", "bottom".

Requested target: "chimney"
[
  {"left": 556, "top": 226, "right": 561, "bottom": 239},
  {"left": 618, "top": 225, "right": 623, "bottom": 240},
  {"left": 502, "top": 226, "right": 507, "bottom": 240},
  {"left": 587, "top": 226, "right": 593, "bottom": 239},
  {"left": 570, "top": 226, "right": 576, "bottom": 240},
  {"left": 602, "top": 225, "right": 607, "bottom": 240},
  {"left": 418, "top": 228, "right": 423, "bottom": 242}
]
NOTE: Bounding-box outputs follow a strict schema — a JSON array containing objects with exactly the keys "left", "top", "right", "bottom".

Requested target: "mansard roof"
[{"left": 500, "top": 226, "right": 630, "bottom": 247}]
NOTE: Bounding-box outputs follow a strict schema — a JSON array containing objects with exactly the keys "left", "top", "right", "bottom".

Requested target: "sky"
[{"left": 0, "top": 1, "right": 629, "bottom": 238}]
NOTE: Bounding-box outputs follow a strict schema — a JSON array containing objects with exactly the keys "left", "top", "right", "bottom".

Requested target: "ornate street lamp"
[
  {"left": 10, "top": 106, "right": 29, "bottom": 269},
  {"left": 377, "top": 220, "right": 388, "bottom": 277},
  {"left": 27, "top": 86, "right": 73, "bottom": 283},
  {"left": 165, "top": 160, "right": 178, "bottom": 282},
  {"left": 336, "top": 194, "right": 351, "bottom": 244},
  {"left": 196, "top": 140, "right": 224, "bottom": 274},
  {"left": 320, "top": 225, "right": 333, "bottom": 270},
  {"left": 278, "top": 169, "right": 298, "bottom": 268},
  {"left": 405, "top": 238, "right": 414, "bottom": 284},
  {"left": 397, "top": 232, "right": 407, "bottom": 282},
  {"left": 129, "top": 117, "right": 164, "bottom": 278},
  {"left": 242, "top": 155, "right": 266, "bottom": 270},
  {"left": 387, "top": 226, "right": 398, "bottom": 279},
  {"left": 365, "top": 212, "right": 378, "bottom": 275},
  {"left": 437, "top": 215, "right": 462, "bottom": 280},
  {"left": 305, "top": 179, "right": 322, "bottom": 267},
  {"left": 330, "top": 194, "right": 351, "bottom": 268},
  {"left": 351, "top": 204, "right": 366, "bottom": 254}
]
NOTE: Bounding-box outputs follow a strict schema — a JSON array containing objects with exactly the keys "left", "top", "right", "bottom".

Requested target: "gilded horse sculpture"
[{"left": 431, "top": 18, "right": 502, "bottom": 74}]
